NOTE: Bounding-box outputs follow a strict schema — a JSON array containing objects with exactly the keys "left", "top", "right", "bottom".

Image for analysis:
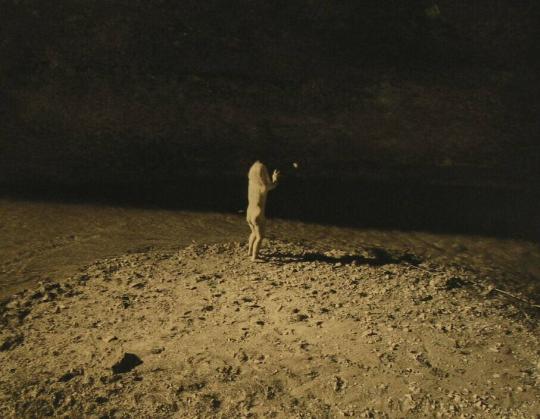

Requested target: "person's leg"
[
  {"left": 252, "top": 220, "right": 266, "bottom": 261},
  {"left": 247, "top": 220, "right": 256, "bottom": 256}
]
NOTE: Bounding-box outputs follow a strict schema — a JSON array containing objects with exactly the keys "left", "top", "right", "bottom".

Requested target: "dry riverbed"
[{"left": 1, "top": 240, "right": 539, "bottom": 418}]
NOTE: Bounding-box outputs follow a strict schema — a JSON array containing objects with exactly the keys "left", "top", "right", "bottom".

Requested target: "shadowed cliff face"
[{"left": 0, "top": 1, "right": 539, "bottom": 188}]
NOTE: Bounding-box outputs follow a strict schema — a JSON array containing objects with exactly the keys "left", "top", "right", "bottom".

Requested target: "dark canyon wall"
[{"left": 1, "top": 0, "right": 539, "bottom": 189}]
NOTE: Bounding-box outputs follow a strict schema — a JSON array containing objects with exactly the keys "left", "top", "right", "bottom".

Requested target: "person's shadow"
[{"left": 266, "top": 246, "right": 421, "bottom": 266}]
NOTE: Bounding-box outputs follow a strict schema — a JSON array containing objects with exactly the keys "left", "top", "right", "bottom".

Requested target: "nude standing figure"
[{"left": 246, "top": 161, "right": 280, "bottom": 261}]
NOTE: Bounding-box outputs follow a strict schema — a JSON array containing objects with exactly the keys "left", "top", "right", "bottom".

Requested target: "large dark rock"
[{"left": 111, "top": 352, "right": 143, "bottom": 374}]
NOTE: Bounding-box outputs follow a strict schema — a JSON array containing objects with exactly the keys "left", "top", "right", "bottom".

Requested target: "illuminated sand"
[{"left": 1, "top": 241, "right": 539, "bottom": 418}]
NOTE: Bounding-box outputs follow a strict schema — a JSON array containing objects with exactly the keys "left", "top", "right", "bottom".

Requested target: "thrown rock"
[{"left": 111, "top": 353, "right": 143, "bottom": 374}]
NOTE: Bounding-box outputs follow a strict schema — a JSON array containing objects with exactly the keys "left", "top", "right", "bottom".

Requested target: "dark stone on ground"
[{"left": 111, "top": 353, "right": 143, "bottom": 374}]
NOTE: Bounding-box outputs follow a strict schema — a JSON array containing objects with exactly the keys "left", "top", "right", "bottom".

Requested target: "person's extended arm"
[{"left": 267, "top": 169, "right": 280, "bottom": 191}]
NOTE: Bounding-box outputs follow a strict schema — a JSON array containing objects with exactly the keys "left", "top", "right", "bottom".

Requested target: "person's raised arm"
[{"left": 267, "top": 169, "right": 280, "bottom": 190}]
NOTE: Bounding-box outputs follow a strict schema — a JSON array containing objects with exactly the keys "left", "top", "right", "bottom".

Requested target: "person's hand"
[{"left": 272, "top": 169, "right": 280, "bottom": 183}]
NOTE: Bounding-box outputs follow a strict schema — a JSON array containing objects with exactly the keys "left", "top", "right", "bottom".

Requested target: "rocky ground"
[{"left": 1, "top": 240, "right": 539, "bottom": 418}]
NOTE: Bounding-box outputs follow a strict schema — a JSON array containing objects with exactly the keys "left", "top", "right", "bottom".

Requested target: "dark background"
[{"left": 1, "top": 0, "right": 539, "bottom": 238}]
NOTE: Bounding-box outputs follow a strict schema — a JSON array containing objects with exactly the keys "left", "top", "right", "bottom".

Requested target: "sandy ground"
[{"left": 1, "top": 240, "right": 539, "bottom": 418}]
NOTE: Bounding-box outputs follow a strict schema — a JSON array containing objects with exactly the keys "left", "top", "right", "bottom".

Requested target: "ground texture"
[{"left": 1, "top": 240, "right": 539, "bottom": 418}]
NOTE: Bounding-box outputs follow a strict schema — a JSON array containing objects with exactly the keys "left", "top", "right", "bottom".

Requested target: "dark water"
[
  {"left": 5, "top": 176, "right": 539, "bottom": 239},
  {"left": 1, "top": 178, "right": 539, "bottom": 299}
]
